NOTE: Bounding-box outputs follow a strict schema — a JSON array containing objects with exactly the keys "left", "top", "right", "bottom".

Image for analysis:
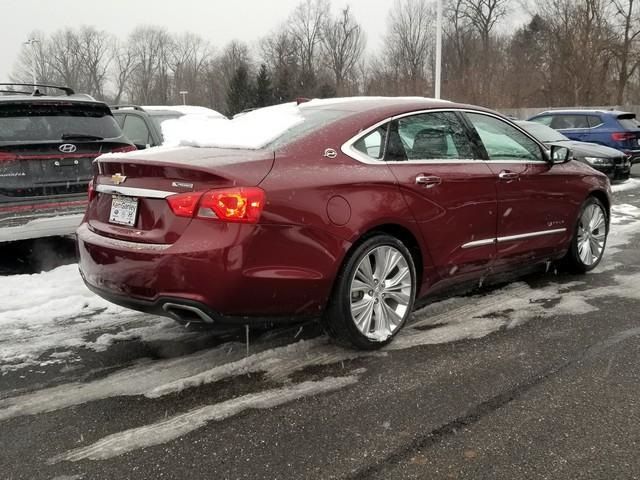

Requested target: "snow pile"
[
  {"left": 161, "top": 102, "right": 304, "bottom": 149},
  {"left": 612, "top": 178, "right": 640, "bottom": 193},
  {"left": 143, "top": 105, "right": 226, "bottom": 119},
  {"left": 0, "top": 264, "right": 183, "bottom": 373}
]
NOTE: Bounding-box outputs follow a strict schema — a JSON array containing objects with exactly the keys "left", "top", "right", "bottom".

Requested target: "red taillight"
[
  {"left": 199, "top": 187, "right": 266, "bottom": 223},
  {"left": 167, "top": 187, "right": 266, "bottom": 223},
  {"left": 111, "top": 145, "right": 137, "bottom": 153},
  {"left": 88, "top": 180, "right": 97, "bottom": 202},
  {"left": 0, "top": 152, "right": 18, "bottom": 162},
  {"left": 167, "top": 191, "right": 204, "bottom": 218},
  {"left": 611, "top": 132, "right": 635, "bottom": 142}
]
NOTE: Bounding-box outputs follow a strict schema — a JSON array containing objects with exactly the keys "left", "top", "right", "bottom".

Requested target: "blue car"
[{"left": 528, "top": 109, "right": 640, "bottom": 163}]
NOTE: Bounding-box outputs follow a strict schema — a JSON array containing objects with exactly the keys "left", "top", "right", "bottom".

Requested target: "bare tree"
[
  {"left": 321, "top": 7, "right": 366, "bottom": 95},
  {"left": 289, "top": 0, "right": 330, "bottom": 95},
  {"left": 127, "top": 26, "right": 174, "bottom": 104},
  {"left": 77, "top": 27, "right": 114, "bottom": 99},
  {"left": 382, "top": 0, "right": 435, "bottom": 95},
  {"left": 610, "top": 0, "right": 640, "bottom": 103}
]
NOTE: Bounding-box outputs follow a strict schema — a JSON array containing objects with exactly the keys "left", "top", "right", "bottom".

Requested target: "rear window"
[
  {"left": 0, "top": 103, "right": 122, "bottom": 143},
  {"left": 268, "top": 108, "right": 350, "bottom": 148},
  {"left": 617, "top": 114, "right": 640, "bottom": 130}
]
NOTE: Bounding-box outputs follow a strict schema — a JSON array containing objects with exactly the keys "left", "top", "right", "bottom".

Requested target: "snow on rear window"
[{"left": 161, "top": 103, "right": 306, "bottom": 150}]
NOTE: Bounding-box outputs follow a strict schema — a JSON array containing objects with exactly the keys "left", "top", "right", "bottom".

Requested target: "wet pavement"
[{"left": 1, "top": 170, "right": 640, "bottom": 479}]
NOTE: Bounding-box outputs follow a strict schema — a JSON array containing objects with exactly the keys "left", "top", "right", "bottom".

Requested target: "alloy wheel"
[
  {"left": 349, "top": 245, "right": 412, "bottom": 341},
  {"left": 577, "top": 203, "right": 607, "bottom": 266}
]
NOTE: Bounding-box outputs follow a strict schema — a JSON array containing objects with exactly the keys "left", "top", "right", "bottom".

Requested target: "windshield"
[
  {"left": 0, "top": 103, "right": 122, "bottom": 143},
  {"left": 518, "top": 121, "right": 569, "bottom": 142}
]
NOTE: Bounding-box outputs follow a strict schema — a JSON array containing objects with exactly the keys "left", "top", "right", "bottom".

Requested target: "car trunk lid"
[{"left": 87, "top": 147, "right": 275, "bottom": 244}]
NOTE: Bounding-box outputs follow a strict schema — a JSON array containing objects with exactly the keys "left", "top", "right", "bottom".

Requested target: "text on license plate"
[{"left": 109, "top": 195, "right": 138, "bottom": 226}]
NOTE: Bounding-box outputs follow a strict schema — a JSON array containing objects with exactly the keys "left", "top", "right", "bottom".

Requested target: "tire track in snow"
[{"left": 50, "top": 375, "right": 359, "bottom": 463}]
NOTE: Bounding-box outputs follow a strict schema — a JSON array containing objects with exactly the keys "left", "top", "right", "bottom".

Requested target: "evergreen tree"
[
  {"left": 226, "top": 64, "right": 253, "bottom": 116},
  {"left": 254, "top": 64, "right": 274, "bottom": 107}
]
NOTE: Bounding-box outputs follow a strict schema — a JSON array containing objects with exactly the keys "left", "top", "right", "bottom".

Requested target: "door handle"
[
  {"left": 498, "top": 170, "right": 519, "bottom": 181},
  {"left": 415, "top": 175, "right": 442, "bottom": 188}
]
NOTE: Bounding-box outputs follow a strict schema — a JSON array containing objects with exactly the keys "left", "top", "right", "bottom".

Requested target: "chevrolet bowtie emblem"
[{"left": 112, "top": 173, "right": 127, "bottom": 185}]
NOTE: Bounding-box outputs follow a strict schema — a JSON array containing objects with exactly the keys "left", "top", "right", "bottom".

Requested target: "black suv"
[{"left": 0, "top": 84, "right": 135, "bottom": 242}]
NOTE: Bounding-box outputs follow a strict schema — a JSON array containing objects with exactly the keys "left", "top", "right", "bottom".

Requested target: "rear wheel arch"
[{"left": 338, "top": 223, "right": 425, "bottom": 293}]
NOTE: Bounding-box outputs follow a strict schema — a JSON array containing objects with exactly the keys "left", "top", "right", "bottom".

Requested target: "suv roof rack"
[{"left": 0, "top": 83, "right": 75, "bottom": 96}]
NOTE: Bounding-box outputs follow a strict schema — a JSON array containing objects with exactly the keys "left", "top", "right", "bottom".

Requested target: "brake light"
[
  {"left": 111, "top": 145, "right": 137, "bottom": 153},
  {"left": 88, "top": 180, "right": 97, "bottom": 201},
  {"left": 199, "top": 187, "right": 265, "bottom": 223},
  {"left": 611, "top": 132, "right": 635, "bottom": 142},
  {"left": 167, "top": 191, "right": 204, "bottom": 218},
  {"left": 0, "top": 152, "right": 17, "bottom": 162},
  {"left": 166, "top": 187, "right": 266, "bottom": 223}
]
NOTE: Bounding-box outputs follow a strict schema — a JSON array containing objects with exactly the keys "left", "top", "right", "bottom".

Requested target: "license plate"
[{"left": 109, "top": 195, "right": 138, "bottom": 226}]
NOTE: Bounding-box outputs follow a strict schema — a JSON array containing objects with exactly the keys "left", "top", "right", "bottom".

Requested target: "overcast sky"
[
  {"left": 0, "top": 0, "right": 394, "bottom": 82},
  {"left": 0, "top": 0, "right": 528, "bottom": 83}
]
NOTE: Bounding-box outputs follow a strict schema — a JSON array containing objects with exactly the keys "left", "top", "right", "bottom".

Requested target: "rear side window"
[
  {"left": 550, "top": 115, "right": 589, "bottom": 129},
  {"left": 0, "top": 103, "right": 122, "bottom": 143},
  {"left": 122, "top": 115, "right": 152, "bottom": 147},
  {"left": 353, "top": 125, "right": 387, "bottom": 160},
  {"left": 617, "top": 114, "right": 639, "bottom": 130},
  {"left": 588, "top": 115, "right": 603, "bottom": 128},
  {"left": 466, "top": 112, "right": 543, "bottom": 161}
]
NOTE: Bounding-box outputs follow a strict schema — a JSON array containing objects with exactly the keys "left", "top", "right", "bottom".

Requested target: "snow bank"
[
  {"left": 142, "top": 105, "right": 226, "bottom": 119},
  {"left": 612, "top": 178, "right": 640, "bottom": 193},
  {"left": 161, "top": 102, "right": 304, "bottom": 150}
]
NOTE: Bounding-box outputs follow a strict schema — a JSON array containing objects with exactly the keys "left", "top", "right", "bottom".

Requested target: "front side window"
[
  {"left": 466, "top": 112, "right": 543, "bottom": 162},
  {"left": 530, "top": 115, "right": 553, "bottom": 127},
  {"left": 386, "top": 111, "right": 475, "bottom": 161}
]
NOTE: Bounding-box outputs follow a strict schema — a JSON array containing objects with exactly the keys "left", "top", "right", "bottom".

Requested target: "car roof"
[
  {"left": 297, "top": 96, "right": 494, "bottom": 119},
  {"left": 0, "top": 93, "right": 106, "bottom": 106},
  {"left": 534, "top": 109, "right": 633, "bottom": 117}
]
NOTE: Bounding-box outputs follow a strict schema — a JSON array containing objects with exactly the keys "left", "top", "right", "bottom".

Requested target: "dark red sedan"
[{"left": 77, "top": 98, "right": 611, "bottom": 349}]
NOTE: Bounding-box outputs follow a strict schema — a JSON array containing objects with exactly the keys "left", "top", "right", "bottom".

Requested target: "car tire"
[
  {"left": 324, "top": 233, "right": 416, "bottom": 350},
  {"left": 563, "top": 196, "right": 608, "bottom": 273}
]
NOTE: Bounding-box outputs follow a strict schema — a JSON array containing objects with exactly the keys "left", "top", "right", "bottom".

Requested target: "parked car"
[
  {"left": 77, "top": 98, "right": 611, "bottom": 350},
  {"left": 0, "top": 83, "right": 135, "bottom": 243},
  {"left": 528, "top": 109, "right": 640, "bottom": 163},
  {"left": 111, "top": 105, "right": 226, "bottom": 149},
  {"left": 516, "top": 120, "right": 631, "bottom": 181}
]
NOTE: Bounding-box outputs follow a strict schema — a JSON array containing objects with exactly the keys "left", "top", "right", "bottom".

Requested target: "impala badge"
[{"left": 112, "top": 173, "right": 127, "bottom": 185}]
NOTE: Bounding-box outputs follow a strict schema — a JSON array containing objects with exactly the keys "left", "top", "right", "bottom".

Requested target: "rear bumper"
[
  {"left": 0, "top": 198, "right": 87, "bottom": 242},
  {"left": 77, "top": 221, "right": 348, "bottom": 321}
]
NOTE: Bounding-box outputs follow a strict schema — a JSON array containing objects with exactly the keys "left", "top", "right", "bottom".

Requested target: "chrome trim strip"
[
  {"left": 497, "top": 228, "right": 567, "bottom": 243},
  {"left": 96, "top": 184, "right": 175, "bottom": 199},
  {"left": 461, "top": 228, "right": 567, "bottom": 249},
  {"left": 461, "top": 238, "right": 496, "bottom": 249}
]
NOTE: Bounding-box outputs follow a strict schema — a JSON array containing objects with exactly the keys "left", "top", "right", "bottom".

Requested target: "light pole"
[
  {"left": 435, "top": 0, "right": 442, "bottom": 99},
  {"left": 24, "top": 39, "right": 41, "bottom": 87},
  {"left": 179, "top": 90, "right": 188, "bottom": 105}
]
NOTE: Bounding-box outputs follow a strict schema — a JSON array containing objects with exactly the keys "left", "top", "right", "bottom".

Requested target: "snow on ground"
[
  {"left": 51, "top": 375, "right": 359, "bottom": 463},
  {"left": 612, "top": 178, "right": 640, "bottom": 193},
  {"left": 0, "top": 264, "right": 192, "bottom": 373}
]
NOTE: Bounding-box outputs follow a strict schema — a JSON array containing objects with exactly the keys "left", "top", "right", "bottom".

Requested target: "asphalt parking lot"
[{"left": 1, "top": 168, "right": 640, "bottom": 479}]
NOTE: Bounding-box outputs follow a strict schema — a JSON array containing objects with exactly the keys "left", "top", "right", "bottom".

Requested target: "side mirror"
[{"left": 550, "top": 145, "right": 571, "bottom": 164}]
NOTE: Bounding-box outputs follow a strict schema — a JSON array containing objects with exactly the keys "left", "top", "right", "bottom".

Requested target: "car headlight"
[{"left": 582, "top": 156, "right": 614, "bottom": 166}]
